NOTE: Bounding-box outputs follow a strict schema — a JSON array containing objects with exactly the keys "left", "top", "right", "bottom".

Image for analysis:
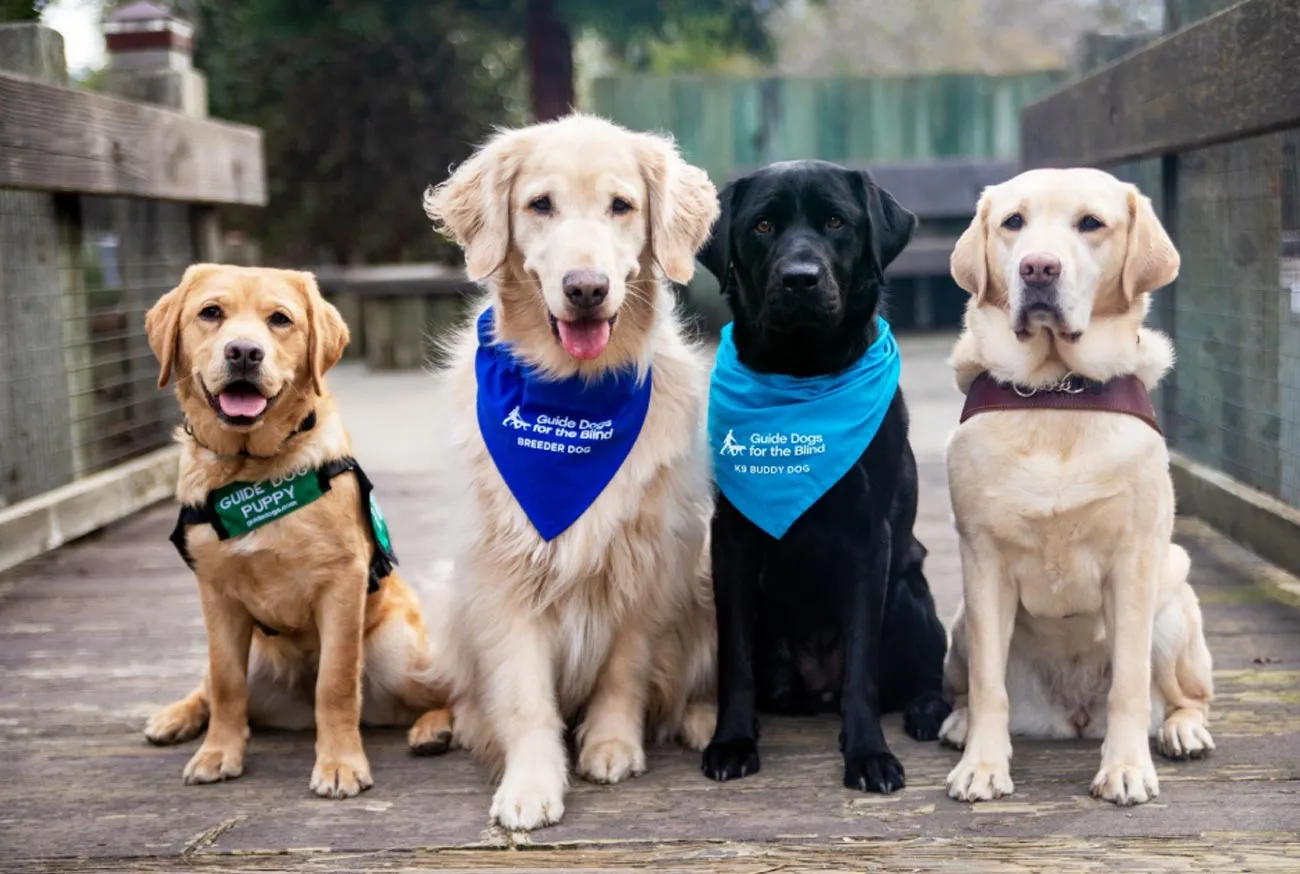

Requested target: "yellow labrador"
[
  {"left": 423, "top": 114, "right": 719, "bottom": 830},
  {"left": 939, "top": 168, "right": 1214, "bottom": 806}
]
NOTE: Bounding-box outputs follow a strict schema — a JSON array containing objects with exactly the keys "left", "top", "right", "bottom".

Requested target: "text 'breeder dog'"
[
  {"left": 941, "top": 168, "right": 1215, "bottom": 806},
  {"left": 699, "top": 160, "right": 950, "bottom": 793}
]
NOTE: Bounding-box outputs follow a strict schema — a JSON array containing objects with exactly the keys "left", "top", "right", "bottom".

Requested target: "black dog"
[{"left": 699, "top": 160, "right": 949, "bottom": 793}]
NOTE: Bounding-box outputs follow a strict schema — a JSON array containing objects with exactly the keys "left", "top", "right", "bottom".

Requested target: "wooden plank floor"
[{"left": 2, "top": 337, "right": 1298, "bottom": 872}]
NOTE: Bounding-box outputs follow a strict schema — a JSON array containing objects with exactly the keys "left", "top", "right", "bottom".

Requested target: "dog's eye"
[
  {"left": 1001, "top": 213, "right": 1024, "bottom": 231},
  {"left": 268, "top": 312, "right": 292, "bottom": 328},
  {"left": 198, "top": 305, "right": 223, "bottom": 321},
  {"left": 826, "top": 216, "right": 844, "bottom": 230},
  {"left": 528, "top": 195, "right": 553, "bottom": 215},
  {"left": 1077, "top": 214, "right": 1105, "bottom": 232},
  {"left": 755, "top": 218, "right": 773, "bottom": 234},
  {"left": 611, "top": 197, "right": 633, "bottom": 215}
]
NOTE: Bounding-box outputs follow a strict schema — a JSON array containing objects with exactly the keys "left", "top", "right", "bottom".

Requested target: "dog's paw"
[
  {"left": 946, "top": 753, "right": 1013, "bottom": 802},
  {"left": 679, "top": 702, "right": 717, "bottom": 752},
  {"left": 576, "top": 737, "right": 646, "bottom": 785},
  {"left": 490, "top": 766, "right": 566, "bottom": 830},
  {"left": 146, "top": 699, "right": 207, "bottom": 746},
  {"left": 702, "top": 737, "right": 760, "bottom": 782},
  {"left": 844, "top": 750, "right": 905, "bottom": 793},
  {"left": 182, "top": 741, "right": 245, "bottom": 785},
  {"left": 1091, "top": 758, "right": 1158, "bottom": 806},
  {"left": 904, "top": 691, "right": 951, "bottom": 742},
  {"left": 938, "top": 707, "right": 969, "bottom": 749},
  {"left": 408, "top": 708, "right": 454, "bottom": 756},
  {"left": 1157, "top": 709, "right": 1215, "bottom": 761},
  {"left": 310, "top": 754, "right": 373, "bottom": 799}
]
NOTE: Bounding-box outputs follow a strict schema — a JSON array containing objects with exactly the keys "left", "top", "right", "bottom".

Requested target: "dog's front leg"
[
  {"left": 311, "top": 566, "right": 372, "bottom": 799},
  {"left": 946, "top": 536, "right": 1016, "bottom": 802},
  {"left": 841, "top": 518, "right": 904, "bottom": 793},
  {"left": 1093, "top": 544, "right": 1162, "bottom": 805},
  {"left": 183, "top": 583, "right": 253, "bottom": 785},
  {"left": 576, "top": 617, "right": 650, "bottom": 784},
  {"left": 485, "top": 611, "right": 567, "bottom": 830},
  {"left": 702, "top": 499, "right": 763, "bottom": 781}
]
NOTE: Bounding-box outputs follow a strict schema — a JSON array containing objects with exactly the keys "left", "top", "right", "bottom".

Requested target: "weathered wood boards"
[
  {"left": 0, "top": 71, "right": 266, "bottom": 205},
  {"left": 1021, "top": 0, "right": 1300, "bottom": 168}
]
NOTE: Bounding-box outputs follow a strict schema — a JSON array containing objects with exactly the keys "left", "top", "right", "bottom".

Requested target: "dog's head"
[
  {"left": 146, "top": 264, "right": 348, "bottom": 434},
  {"left": 951, "top": 167, "right": 1179, "bottom": 342},
  {"left": 424, "top": 114, "right": 717, "bottom": 374},
  {"left": 699, "top": 160, "right": 916, "bottom": 374}
]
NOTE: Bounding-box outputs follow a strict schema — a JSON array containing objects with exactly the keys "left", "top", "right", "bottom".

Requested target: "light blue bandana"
[{"left": 708, "top": 318, "right": 901, "bottom": 539}]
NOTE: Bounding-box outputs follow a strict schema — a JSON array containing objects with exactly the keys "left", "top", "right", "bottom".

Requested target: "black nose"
[
  {"left": 780, "top": 263, "right": 821, "bottom": 293},
  {"left": 224, "top": 339, "right": 264, "bottom": 371},
  {"left": 1019, "top": 253, "right": 1061, "bottom": 287},
  {"left": 563, "top": 269, "right": 610, "bottom": 310}
]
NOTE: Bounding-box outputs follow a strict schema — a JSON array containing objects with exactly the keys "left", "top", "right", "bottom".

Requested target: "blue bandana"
[
  {"left": 475, "top": 308, "right": 652, "bottom": 541},
  {"left": 708, "top": 318, "right": 901, "bottom": 539}
]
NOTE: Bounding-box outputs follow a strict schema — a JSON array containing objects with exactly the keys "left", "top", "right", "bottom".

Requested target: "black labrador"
[{"left": 698, "top": 160, "right": 949, "bottom": 793}]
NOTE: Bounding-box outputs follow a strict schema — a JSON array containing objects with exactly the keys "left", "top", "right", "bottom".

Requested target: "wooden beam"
[
  {"left": 1021, "top": 0, "right": 1300, "bottom": 168},
  {"left": 0, "top": 71, "right": 266, "bottom": 205}
]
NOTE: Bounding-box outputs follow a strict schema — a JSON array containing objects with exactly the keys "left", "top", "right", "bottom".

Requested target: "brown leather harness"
[{"left": 960, "top": 371, "right": 1162, "bottom": 435}]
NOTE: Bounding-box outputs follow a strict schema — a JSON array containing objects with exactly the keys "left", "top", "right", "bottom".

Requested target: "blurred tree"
[
  {"left": 0, "top": 0, "right": 40, "bottom": 21},
  {"left": 191, "top": 0, "right": 521, "bottom": 265},
  {"left": 451, "top": 0, "right": 790, "bottom": 121}
]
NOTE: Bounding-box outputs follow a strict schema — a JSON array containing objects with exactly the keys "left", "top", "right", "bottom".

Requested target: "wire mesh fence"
[{"left": 0, "top": 192, "right": 191, "bottom": 509}]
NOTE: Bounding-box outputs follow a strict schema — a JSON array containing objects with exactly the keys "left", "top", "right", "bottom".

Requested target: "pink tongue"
[
  {"left": 218, "top": 391, "right": 268, "bottom": 418},
  {"left": 556, "top": 319, "right": 611, "bottom": 360}
]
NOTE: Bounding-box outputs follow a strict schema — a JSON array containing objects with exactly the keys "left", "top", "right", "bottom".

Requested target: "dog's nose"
[
  {"left": 780, "top": 263, "right": 821, "bottom": 293},
  {"left": 1020, "top": 253, "right": 1061, "bottom": 287},
  {"left": 224, "top": 339, "right": 264, "bottom": 370},
  {"left": 563, "top": 269, "right": 610, "bottom": 310}
]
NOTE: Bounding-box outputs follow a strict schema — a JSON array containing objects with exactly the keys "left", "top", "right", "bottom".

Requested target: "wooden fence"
[
  {"left": 590, "top": 71, "right": 1066, "bottom": 185},
  {"left": 1021, "top": 0, "right": 1300, "bottom": 525},
  {"left": 0, "top": 25, "right": 265, "bottom": 511}
]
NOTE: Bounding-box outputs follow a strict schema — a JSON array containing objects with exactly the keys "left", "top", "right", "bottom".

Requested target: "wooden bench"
[{"left": 313, "top": 263, "right": 478, "bottom": 370}]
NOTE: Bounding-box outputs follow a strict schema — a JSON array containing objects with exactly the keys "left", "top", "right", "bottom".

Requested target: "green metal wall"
[{"left": 589, "top": 72, "right": 1067, "bottom": 182}]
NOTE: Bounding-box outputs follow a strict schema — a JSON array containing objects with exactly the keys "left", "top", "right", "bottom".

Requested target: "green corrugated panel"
[
  {"left": 816, "top": 78, "right": 847, "bottom": 162},
  {"left": 669, "top": 78, "right": 706, "bottom": 168},
  {"left": 731, "top": 79, "right": 762, "bottom": 175},
  {"left": 696, "top": 78, "right": 735, "bottom": 184}
]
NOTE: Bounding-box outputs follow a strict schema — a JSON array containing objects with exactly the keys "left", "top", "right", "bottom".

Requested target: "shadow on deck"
[{"left": 2, "top": 336, "right": 1298, "bottom": 872}]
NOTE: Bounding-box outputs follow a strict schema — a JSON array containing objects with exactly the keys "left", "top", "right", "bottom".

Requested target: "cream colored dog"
[
  {"left": 939, "top": 168, "right": 1215, "bottom": 806},
  {"left": 423, "top": 114, "right": 719, "bottom": 830}
]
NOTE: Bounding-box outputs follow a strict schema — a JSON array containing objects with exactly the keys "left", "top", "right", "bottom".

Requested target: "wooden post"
[{"left": 0, "top": 24, "right": 77, "bottom": 503}]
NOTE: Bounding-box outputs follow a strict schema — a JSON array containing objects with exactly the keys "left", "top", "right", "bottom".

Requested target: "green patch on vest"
[
  {"left": 369, "top": 493, "right": 394, "bottom": 560},
  {"left": 211, "top": 468, "right": 324, "bottom": 537}
]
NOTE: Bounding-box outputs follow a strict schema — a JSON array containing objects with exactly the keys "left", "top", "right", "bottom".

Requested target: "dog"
[
  {"left": 423, "top": 114, "right": 720, "bottom": 830},
  {"left": 144, "top": 264, "right": 453, "bottom": 799},
  {"left": 939, "top": 167, "right": 1215, "bottom": 806},
  {"left": 697, "top": 160, "right": 950, "bottom": 794}
]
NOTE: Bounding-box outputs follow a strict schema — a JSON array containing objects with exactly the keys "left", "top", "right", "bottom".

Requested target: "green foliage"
[
  {"left": 0, "top": 0, "right": 41, "bottom": 22},
  {"left": 193, "top": 0, "right": 521, "bottom": 265}
]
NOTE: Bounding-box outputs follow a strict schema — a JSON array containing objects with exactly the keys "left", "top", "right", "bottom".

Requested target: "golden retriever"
[
  {"left": 144, "top": 264, "right": 452, "bottom": 798},
  {"left": 423, "top": 114, "right": 719, "bottom": 830},
  {"left": 939, "top": 168, "right": 1214, "bottom": 806}
]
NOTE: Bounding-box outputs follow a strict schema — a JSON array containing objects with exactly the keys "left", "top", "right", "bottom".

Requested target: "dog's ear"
[
  {"left": 697, "top": 178, "right": 746, "bottom": 288},
  {"left": 424, "top": 128, "right": 528, "bottom": 281},
  {"left": 296, "top": 271, "right": 350, "bottom": 395},
  {"left": 636, "top": 133, "right": 720, "bottom": 284},
  {"left": 951, "top": 191, "right": 990, "bottom": 302},
  {"left": 853, "top": 170, "right": 917, "bottom": 274},
  {"left": 1122, "top": 186, "right": 1179, "bottom": 300},
  {"left": 146, "top": 263, "right": 216, "bottom": 388}
]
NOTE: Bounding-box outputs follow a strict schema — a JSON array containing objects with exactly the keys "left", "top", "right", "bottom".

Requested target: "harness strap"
[
  {"left": 169, "top": 456, "right": 395, "bottom": 636},
  {"left": 960, "top": 372, "right": 1162, "bottom": 434}
]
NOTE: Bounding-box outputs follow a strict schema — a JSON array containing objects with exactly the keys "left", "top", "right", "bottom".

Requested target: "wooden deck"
[{"left": 2, "top": 337, "right": 1299, "bottom": 872}]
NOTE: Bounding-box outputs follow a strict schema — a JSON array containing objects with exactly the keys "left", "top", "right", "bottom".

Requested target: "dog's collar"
[
  {"left": 184, "top": 410, "right": 319, "bottom": 459},
  {"left": 960, "top": 371, "right": 1161, "bottom": 434}
]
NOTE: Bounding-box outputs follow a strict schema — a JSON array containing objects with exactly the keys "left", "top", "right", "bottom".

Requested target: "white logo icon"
[
  {"left": 720, "top": 429, "right": 747, "bottom": 457},
  {"left": 502, "top": 406, "right": 530, "bottom": 430}
]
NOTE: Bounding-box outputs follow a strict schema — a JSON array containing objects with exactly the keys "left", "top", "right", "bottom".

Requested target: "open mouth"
[
  {"left": 548, "top": 312, "right": 618, "bottom": 361},
  {"left": 203, "top": 379, "right": 277, "bottom": 426}
]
